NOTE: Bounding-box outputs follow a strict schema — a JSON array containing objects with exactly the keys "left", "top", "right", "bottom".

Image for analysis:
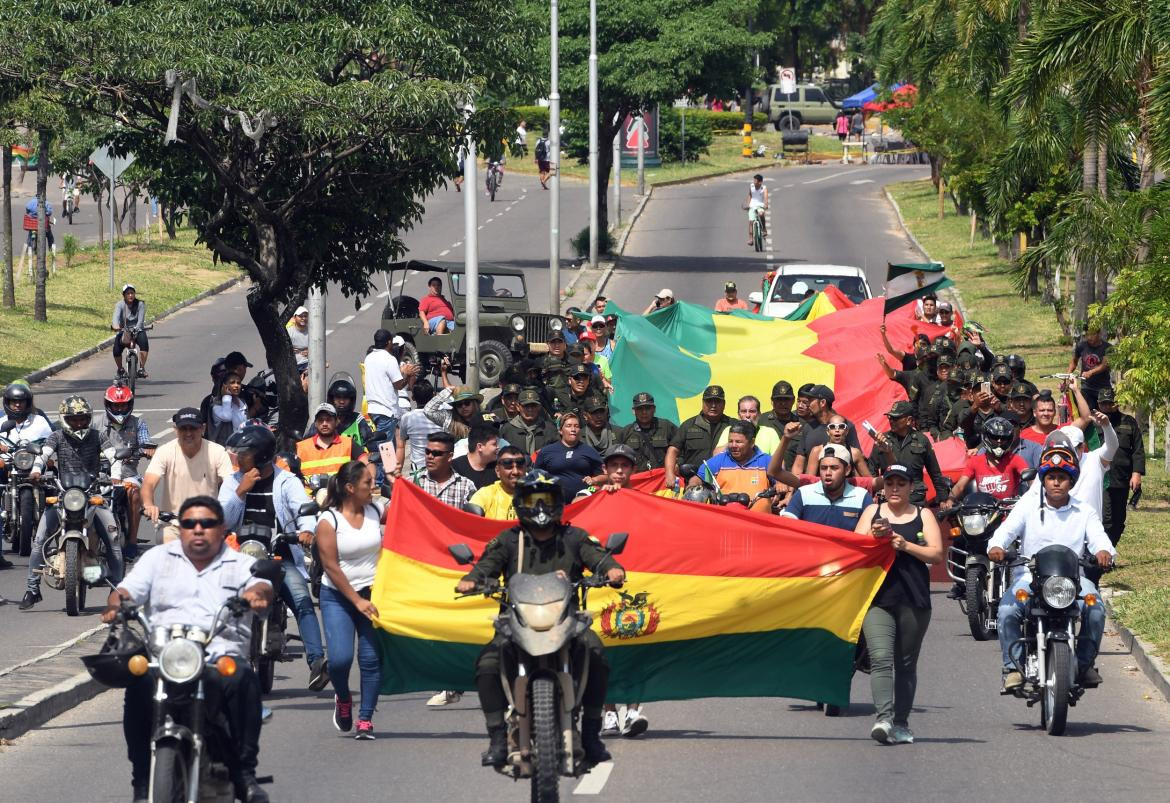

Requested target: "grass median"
[
  {"left": 0, "top": 231, "right": 239, "bottom": 383},
  {"left": 888, "top": 178, "right": 1170, "bottom": 660}
]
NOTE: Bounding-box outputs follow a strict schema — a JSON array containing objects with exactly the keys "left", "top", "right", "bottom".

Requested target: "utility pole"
[
  {"left": 612, "top": 133, "right": 621, "bottom": 229},
  {"left": 549, "top": 0, "right": 561, "bottom": 313},
  {"left": 463, "top": 125, "right": 480, "bottom": 391},
  {"left": 108, "top": 154, "right": 116, "bottom": 290},
  {"left": 587, "top": 0, "right": 599, "bottom": 268},
  {"left": 307, "top": 288, "right": 326, "bottom": 410}
]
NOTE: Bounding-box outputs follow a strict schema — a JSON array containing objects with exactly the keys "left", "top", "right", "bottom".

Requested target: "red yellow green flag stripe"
[{"left": 372, "top": 480, "right": 892, "bottom": 705}]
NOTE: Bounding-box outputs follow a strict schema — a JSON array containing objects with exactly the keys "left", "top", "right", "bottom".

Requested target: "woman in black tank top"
[{"left": 854, "top": 466, "right": 943, "bottom": 745}]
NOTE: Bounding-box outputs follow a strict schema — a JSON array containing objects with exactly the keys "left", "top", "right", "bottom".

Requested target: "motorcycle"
[
  {"left": 0, "top": 420, "right": 45, "bottom": 557},
  {"left": 448, "top": 531, "right": 629, "bottom": 803},
  {"left": 1000, "top": 546, "right": 1108, "bottom": 735},
  {"left": 39, "top": 463, "right": 124, "bottom": 616},
  {"left": 81, "top": 559, "right": 285, "bottom": 803},
  {"left": 946, "top": 492, "right": 1017, "bottom": 640}
]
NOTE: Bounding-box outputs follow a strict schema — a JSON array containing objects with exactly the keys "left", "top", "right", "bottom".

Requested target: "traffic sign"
[
  {"left": 88, "top": 145, "right": 135, "bottom": 179},
  {"left": 779, "top": 68, "right": 797, "bottom": 95}
]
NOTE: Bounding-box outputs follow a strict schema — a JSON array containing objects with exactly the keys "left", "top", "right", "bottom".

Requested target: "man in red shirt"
[
  {"left": 419, "top": 276, "right": 456, "bottom": 334},
  {"left": 1020, "top": 390, "right": 1059, "bottom": 444},
  {"left": 944, "top": 416, "right": 1030, "bottom": 503},
  {"left": 714, "top": 281, "right": 749, "bottom": 313}
]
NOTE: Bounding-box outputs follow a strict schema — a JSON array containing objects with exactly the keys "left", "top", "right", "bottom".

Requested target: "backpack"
[{"left": 535, "top": 138, "right": 549, "bottom": 161}]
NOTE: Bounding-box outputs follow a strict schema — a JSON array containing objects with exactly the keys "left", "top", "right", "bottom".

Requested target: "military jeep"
[{"left": 380, "top": 260, "right": 561, "bottom": 386}]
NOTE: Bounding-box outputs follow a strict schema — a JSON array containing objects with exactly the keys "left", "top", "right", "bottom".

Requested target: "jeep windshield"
[
  {"left": 770, "top": 274, "right": 868, "bottom": 304},
  {"left": 450, "top": 273, "right": 526, "bottom": 299}
]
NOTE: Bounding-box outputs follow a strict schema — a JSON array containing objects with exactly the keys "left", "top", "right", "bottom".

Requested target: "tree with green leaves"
[{"left": 0, "top": 1, "right": 534, "bottom": 438}]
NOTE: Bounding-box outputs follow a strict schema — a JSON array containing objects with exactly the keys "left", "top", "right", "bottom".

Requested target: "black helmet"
[
  {"left": 981, "top": 416, "right": 1016, "bottom": 459},
  {"left": 1006, "top": 354, "right": 1026, "bottom": 379},
  {"left": 513, "top": 469, "right": 564, "bottom": 530},
  {"left": 3, "top": 382, "right": 33, "bottom": 421},
  {"left": 79, "top": 626, "right": 148, "bottom": 689},
  {"left": 327, "top": 378, "right": 358, "bottom": 415},
  {"left": 226, "top": 424, "right": 277, "bottom": 469}
]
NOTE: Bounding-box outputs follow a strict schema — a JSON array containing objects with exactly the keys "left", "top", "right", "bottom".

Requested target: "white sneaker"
[
  {"left": 426, "top": 690, "right": 463, "bottom": 707},
  {"left": 601, "top": 710, "right": 620, "bottom": 734},
  {"left": 620, "top": 708, "right": 648, "bottom": 738},
  {"left": 870, "top": 720, "right": 893, "bottom": 744},
  {"left": 890, "top": 725, "right": 915, "bottom": 744}
]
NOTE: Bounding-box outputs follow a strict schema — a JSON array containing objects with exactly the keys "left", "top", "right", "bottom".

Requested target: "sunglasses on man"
[{"left": 179, "top": 517, "right": 222, "bottom": 530}]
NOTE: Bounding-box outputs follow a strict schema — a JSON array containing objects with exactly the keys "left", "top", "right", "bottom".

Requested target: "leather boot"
[
  {"left": 581, "top": 717, "right": 611, "bottom": 764},
  {"left": 481, "top": 725, "right": 507, "bottom": 767}
]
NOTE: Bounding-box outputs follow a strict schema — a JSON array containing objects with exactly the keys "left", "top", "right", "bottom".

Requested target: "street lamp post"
[
  {"left": 307, "top": 287, "right": 326, "bottom": 410},
  {"left": 549, "top": 0, "right": 561, "bottom": 313},
  {"left": 463, "top": 119, "right": 480, "bottom": 391},
  {"left": 587, "top": 0, "right": 599, "bottom": 269}
]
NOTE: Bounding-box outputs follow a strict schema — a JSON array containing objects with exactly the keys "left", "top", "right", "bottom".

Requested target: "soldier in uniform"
[
  {"left": 664, "top": 385, "right": 733, "bottom": 488},
  {"left": 877, "top": 349, "right": 931, "bottom": 409},
  {"left": 1097, "top": 388, "right": 1145, "bottom": 547},
  {"left": 759, "top": 380, "right": 797, "bottom": 436},
  {"left": 1006, "top": 354, "right": 1039, "bottom": 398},
  {"left": 554, "top": 363, "right": 604, "bottom": 417},
  {"left": 869, "top": 400, "right": 950, "bottom": 506},
  {"left": 581, "top": 396, "right": 617, "bottom": 452},
  {"left": 485, "top": 382, "right": 522, "bottom": 422},
  {"left": 499, "top": 389, "right": 558, "bottom": 457},
  {"left": 617, "top": 392, "right": 677, "bottom": 471},
  {"left": 917, "top": 353, "right": 957, "bottom": 439}
]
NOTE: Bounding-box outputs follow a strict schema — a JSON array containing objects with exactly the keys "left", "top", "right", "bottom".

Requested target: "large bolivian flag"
[{"left": 372, "top": 480, "right": 892, "bottom": 706}]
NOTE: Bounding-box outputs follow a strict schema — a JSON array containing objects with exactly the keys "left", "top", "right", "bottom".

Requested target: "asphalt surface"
[
  {"left": 5, "top": 170, "right": 155, "bottom": 248},
  {"left": 4, "top": 163, "right": 1170, "bottom": 801},
  {"left": 0, "top": 592, "right": 1167, "bottom": 802}
]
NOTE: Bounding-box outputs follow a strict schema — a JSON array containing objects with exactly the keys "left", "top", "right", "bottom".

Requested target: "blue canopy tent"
[{"left": 840, "top": 83, "right": 903, "bottom": 110}]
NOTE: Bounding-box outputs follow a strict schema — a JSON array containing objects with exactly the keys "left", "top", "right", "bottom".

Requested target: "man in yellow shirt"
[
  {"left": 713, "top": 395, "right": 781, "bottom": 456},
  {"left": 468, "top": 445, "right": 527, "bottom": 519}
]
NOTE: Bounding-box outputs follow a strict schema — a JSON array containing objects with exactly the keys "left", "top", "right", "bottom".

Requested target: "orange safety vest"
[{"left": 296, "top": 434, "right": 354, "bottom": 478}]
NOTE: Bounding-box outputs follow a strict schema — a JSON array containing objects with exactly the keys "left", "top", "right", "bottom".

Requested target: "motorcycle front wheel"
[
  {"left": 530, "top": 676, "right": 560, "bottom": 803},
  {"left": 965, "top": 566, "right": 992, "bottom": 640},
  {"left": 17, "top": 487, "right": 35, "bottom": 557},
  {"left": 64, "top": 539, "right": 85, "bottom": 616},
  {"left": 1041, "top": 640, "right": 1072, "bottom": 736},
  {"left": 151, "top": 737, "right": 191, "bottom": 803}
]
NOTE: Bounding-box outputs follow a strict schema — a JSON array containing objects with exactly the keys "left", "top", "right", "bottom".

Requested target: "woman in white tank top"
[{"left": 316, "top": 460, "right": 387, "bottom": 740}]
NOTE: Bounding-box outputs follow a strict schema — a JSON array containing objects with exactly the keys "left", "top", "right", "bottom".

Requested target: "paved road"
[
  {"left": 0, "top": 593, "right": 1167, "bottom": 801},
  {"left": 0, "top": 171, "right": 624, "bottom": 662},
  {"left": 5, "top": 170, "right": 154, "bottom": 249}
]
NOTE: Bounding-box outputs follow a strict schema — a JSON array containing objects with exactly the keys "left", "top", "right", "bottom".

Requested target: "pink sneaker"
[{"left": 355, "top": 719, "right": 375, "bottom": 740}]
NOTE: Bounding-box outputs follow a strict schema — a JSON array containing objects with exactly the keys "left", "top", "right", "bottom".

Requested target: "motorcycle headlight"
[
  {"left": 13, "top": 451, "right": 34, "bottom": 471},
  {"left": 63, "top": 488, "right": 88, "bottom": 512},
  {"left": 511, "top": 315, "right": 526, "bottom": 332},
  {"left": 514, "top": 600, "right": 568, "bottom": 632},
  {"left": 1041, "top": 576, "right": 1077, "bottom": 609},
  {"left": 238, "top": 540, "right": 268, "bottom": 561},
  {"left": 158, "top": 638, "right": 204, "bottom": 684},
  {"left": 960, "top": 513, "right": 989, "bottom": 536}
]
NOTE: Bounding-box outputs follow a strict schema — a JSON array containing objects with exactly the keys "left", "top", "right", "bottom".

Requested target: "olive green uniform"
[
  {"left": 499, "top": 415, "right": 559, "bottom": 456},
  {"left": 669, "top": 413, "right": 733, "bottom": 469},
  {"left": 918, "top": 379, "right": 959, "bottom": 440},
  {"left": 760, "top": 410, "right": 800, "bottom": 469},
  {"left": 1103, "top": 412, "right": 1145, "bottom": 545},
  {"left": 617, "top": 418, "right": 678, "bottom": 471},
  {"left": 553, "top": 387, "right": 607, "bottom": 417},
  {"left": 582, "top": 424, "right": 617, "bottom": 452},
  {"left": 868, "top": 429, "right": 949, "bottom": 505}
]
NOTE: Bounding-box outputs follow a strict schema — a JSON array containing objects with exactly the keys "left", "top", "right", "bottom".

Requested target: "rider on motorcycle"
[
  {"left": 218, "top": 425, "right": 329, "bottom": 692},
  {"left": 19, "top": 396, "right": 123, "bottom": 609},
  {"left": 102, "top": 383, "right": 155, "bottom": 560},
  {"left": 988, "top": 445, "right": 1116, "bottom": 691},
  {"left": 0, "top": 383, "right": 53, "bottom": 569},
  {"left": 101, "top": 495, "right": 274, "bottom": 803},
  {"left": 455, "top": 471, "right": 626, "bottom": 768}
]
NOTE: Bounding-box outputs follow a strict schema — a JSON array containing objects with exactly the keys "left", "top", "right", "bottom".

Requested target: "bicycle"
[
  {"left": 118, "top": 324, "right": 153, "bottom": 393},
  {"left": 745, "top": 204, "right": 766, "bottom": 252},
  {"left": 1041, "top": 373, "right": 1079, "bottom": 424},
  {"left": 485, "top": 160, "right": 503, "bottom": 202}
]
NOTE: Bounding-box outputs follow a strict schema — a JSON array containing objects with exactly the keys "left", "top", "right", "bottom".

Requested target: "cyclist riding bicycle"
[
  {"left": 746, "top": 173, "right": 768, "bottom": 246},
  {"left": 111, "top": 284, "right": 149, "bottom": 378}
]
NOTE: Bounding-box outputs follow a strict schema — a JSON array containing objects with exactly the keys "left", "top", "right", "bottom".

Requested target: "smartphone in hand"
[
  {"left": 981, "top": 381, "right": 992, "bottom": 396},
  {"left": 872, "top": 516, "right": 891, "bottom": 537}
]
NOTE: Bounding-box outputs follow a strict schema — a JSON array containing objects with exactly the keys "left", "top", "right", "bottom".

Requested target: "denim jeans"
[
  {"left": 369, "top": 413, "right": 398, "bottom": 484},
  {"left": 427, "top": 316, "right": 456, "bottom": 333},
  {"left": 861, "top": 604, "right": 932, "bottom": 727},
  {"left": 997, "top": 573, "right": 1105, "bottom": 673},
  {"left": 281, "top": 563, "right": 324, "bottom": 666},
  {"left": 320, "top": 585, "right": 382, "bottom": 720}
]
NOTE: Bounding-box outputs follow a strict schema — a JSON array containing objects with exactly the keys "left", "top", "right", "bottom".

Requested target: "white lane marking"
[
  {"left": 478, "top": 225, "right": 485, "bottom": 230},
  {"left": 507, "top": 205, "right": 516, "bottom": 211},
  {"left": 802, "top": 170, "right": 856, "bottom": 185},
  {"left": 338, "top": 315, "right": 355, "bottom": 325},
  {"left": 359, "top": 302, "right": 373, "bottom": 312},
  {"left": 439, "top": 249, "right": 450, "bottom": 256},
  {"left": 377, "top": 291, "right": 389, "bottom": 298},
  {"left": 572, "top": 761, "right": 613, "bottom": 795},
  {"left": 783, "top": 183, "right": 795, "bottom": 188},
  {"left": 850, "top": 179, "right": 874, "bottom": 185},
  {"left": 149, "top": 430, "right": 177, "bottom": 445},
  {"left": 325, "top": 329, "right": 334, "bottom": 336}
]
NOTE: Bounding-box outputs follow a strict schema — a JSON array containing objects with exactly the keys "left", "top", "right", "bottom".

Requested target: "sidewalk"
[{"left": 0, "top": 624, "right": 107, "bottom": 740}]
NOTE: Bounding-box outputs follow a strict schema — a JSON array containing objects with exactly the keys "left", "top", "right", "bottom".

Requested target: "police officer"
[
  {"left": 876, "top": 349, "right": 931, "bottom": 408},
  {"left": 554, "top": 363, "right": 604, "bottom": 417},
  {"left": 456, "top": 471, "right": 625, "bottom": 768},
  {"left": 1097, "top": 388, "right": 1145, "bottom": 547},
  {"left": 581, "top": 396, "right": 617, "bottom": 452},
  {"left": 664, "top": 385, "right": 733, "bottom": 488},
  {"left": 917, "top": 353, "right": 957, "bottom": 439},
  {"left": 760, "top": 380, "right": 797, "bottom": 435},
  {"left": 1006, "top": 354, "right": 1038, "bottom": 398},
  {"left": 617, "top": 392, "right": 677, "bottom": 471},
  {"left": 869, "top": 400, "right": 950, "bottom": 506},
  {"left": 499, "top": 389, "right": 559, "bottom": 456},
  {"left": 485, "top": 382, "right": 522, "bottom": 422}
]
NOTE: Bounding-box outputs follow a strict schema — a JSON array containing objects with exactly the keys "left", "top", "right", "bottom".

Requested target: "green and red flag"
[{"left": 371, "top": 480, "right": 892, "bottom": 705}]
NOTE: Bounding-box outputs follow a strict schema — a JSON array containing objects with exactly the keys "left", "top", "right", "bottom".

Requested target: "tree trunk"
[
  {"left": 2, "top": 144, "right": 13, "bottom": 307},
  {"left": 33, "top": 131, "right": 49, "bottom": 323},
  {"left": 127, "top": 189, "right": 138, "bottom": 234},
  {"left": 1073, "top": 139, "right": 1098, "bottom": 327},
  {"left": 1096, "top": 140, "right": 1108, "bottom": 196},
  {"left": 246, "top": 286, "right": 308, "bottom": 448},
  {"left": 163, "top": 203, "right": 177, "bottom": 239}
]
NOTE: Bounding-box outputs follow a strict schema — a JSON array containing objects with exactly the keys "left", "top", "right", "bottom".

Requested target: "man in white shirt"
[
  {"left": 1020, "top": 412, "right": 1116, "bottom": 520},
  {"left": 989, "top": 445, "right": 1116, "bottom": 691},
  {"left": 363, "top": 329, "right": 418, "bottom": 482}
]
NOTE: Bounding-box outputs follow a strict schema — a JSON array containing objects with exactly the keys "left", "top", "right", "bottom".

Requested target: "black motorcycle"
[
  {"left": 81, "top": 559, "right": 285, "bottom": 803},
  {"left": 40, "top": 465, "right": 123, "bottom": 616},
  {"left": 946, "top": 492, "right": 1017, "bottom": 640},
  {"left": 0, "top": 420, "right": 44, "bottom": 557},
  {"left": 1000, "top": 545, "right": 1108, "bottom": 735},
  {"left": 449, "top": 532, "right": 628, "bottom": 803}
]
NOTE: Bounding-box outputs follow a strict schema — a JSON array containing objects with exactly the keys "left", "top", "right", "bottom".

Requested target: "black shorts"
[
  {"left": 537, "top": 160, "right": 551, "bottom": 173},
  {"left": 113, "top": 329, "right": 149, "bottom": 356}
]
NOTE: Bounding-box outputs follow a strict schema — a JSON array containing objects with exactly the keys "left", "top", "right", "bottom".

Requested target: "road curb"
[
  {"left": 882, "top": 186, "right": 970, "bottom": 318},
  {"left": 1105, "top": 599, "right": 1170, "bottom": 704},
  {"left": 559, "top": 188, "right": 653, "bottom": 314},
  {"left": 24, "top": 274, "right": 245, "bottom": 385},
  {"left": 0, "top": 672, "right": 106, "bottom": 741}
]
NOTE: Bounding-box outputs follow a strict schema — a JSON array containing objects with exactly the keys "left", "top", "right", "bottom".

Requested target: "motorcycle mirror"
[
  {"left": 678, "top": 464, "right": 697, "bottom": 480},
  {"left": 0, "top": 419, "right": 15, "bottom": 433},
  {"left": 1020, "top": 468, "right": 1037, "bottom": 483},
  {"left": 448, "top": 543, "right": 475, "bottom": 565},
  {"left": 605, "top": 532, "right": 629, "bottom": 555},
  {"left": 757, "top": 487, "right": 777, "bottom": 499},
  {"left": 250, "top": 559, "right": 284, "bottom": 585},
  {"left": 297, "top": 501, "right": 320, "bottom": 517},
  {"left": 462, "top": 503, "right": 486, "bottom": 517}
]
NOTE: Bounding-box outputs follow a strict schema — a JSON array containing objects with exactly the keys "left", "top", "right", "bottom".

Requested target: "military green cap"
[
  {"left": 584, "top": 396, "right": 608, "bottom": 413},
  {"left": 702, "top": 385, "right": 726, "bottom": 401},
  {"left": 1096, "top": 387, "right": 1116, "bottom": 404},
  {"left": 500, "top": 383, "right": 522, "bottom": 397},
  {"left": 602, "top": 444, "right": 638, "bottom": 464},
  {"left": 991, "top": 365, "right": 1013, "bottom": 382},
  {"left": 568, "top": 362, "right": 591, "bottom": 378},
  {"left": 631, "top": 392, "right": 655, "bottom": 408},
  {"left": 452, "top": 386, "right": 483, "bottom": 404},
  {"left": 936, "top": 353, "right": 954, "bottom": 367},
  {"left": 886, "top": 400, "right": 916, "bottom": 418},
  {"left": 771, "top": 380, "right": 795, "bottom": 399},
  {"left": 518, "top": 389, "right": 542, "bottom": 405},
  {"left": 1008, "top": 382, "right": 1032, "bottom": 400}
]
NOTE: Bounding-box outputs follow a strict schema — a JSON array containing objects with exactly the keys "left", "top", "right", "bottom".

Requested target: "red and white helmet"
[{"left": 104, "top": 383, "right": 135, "bottom": 425}]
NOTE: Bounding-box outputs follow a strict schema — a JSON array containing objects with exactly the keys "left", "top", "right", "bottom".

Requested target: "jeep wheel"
[
  {"left": 477, "top": 340, "right": 512, "bottom": 387},
  {"left": 778, "top": 113, "right": 800, "bottom": 132},
  {"left": 399, "top": 340, "right": 419, "bottom": 368}
]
